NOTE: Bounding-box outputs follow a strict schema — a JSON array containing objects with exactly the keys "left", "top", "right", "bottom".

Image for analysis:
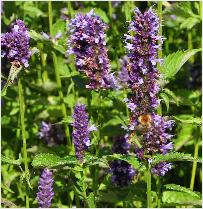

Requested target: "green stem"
[
  {"left": 108, "top": 1, "right": 113, "bottom": 18},
  {"left": 87, "top": 92, "right": 92, "bottom": 118},
  {"left": 190, "top": 128, "right": 200, "bottom": 191},
  {"left": 75, "top": 194, "right": 80, "bottom": 208},
  {"left": 18, "top": 78, "right": 29, "bottom": 208},
  {"left": 48, "top": 1, "right": 53, "bottom": 35},
  {"left": 147, "top": 165, "right": 152, "bottom": 208},
  {"left": 67, "top": 1, "right": 73, "bottom": 18},
  {"left": 156, "top": 177, "right": 162, "bottom": 208},
  {"left": 52, "top": 52, "right": 71, "bottom": 147},
  {"left": 82, "top": 167, "right": 87, "bottom": 207},
  {"left": 188, "top": 32, "right": 194, "bottom": 63},
  {"left": 40, "top": 48, "right": 48, "bottom": 82}
]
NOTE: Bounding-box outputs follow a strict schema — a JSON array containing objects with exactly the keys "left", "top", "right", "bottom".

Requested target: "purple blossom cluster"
[
  {"left": 38, "top": 121, "right": 66, "bottom": 146},
  {"left": 37, "top": 168, "right": 54, "bottom": 208},
  {"left": 121, "top": 8, "right": 163, "bottom": 115},
  {"left": 110, "top": 137, "right": 136, "bottom": 186},
  {"left": 1, "top": 19, "right": 31, "bottom": 68},
  {"left": 67, "top": 10, "right": 116, "bottom": 89},
  {"left": 72, "top": 104, "right": 96, "bottom": 161},
  {"left": 134, "top": 114, "right": 174, "bottom": 159},
  {"left": 121, "top": 8, "right": 174, "bottom": 176}
]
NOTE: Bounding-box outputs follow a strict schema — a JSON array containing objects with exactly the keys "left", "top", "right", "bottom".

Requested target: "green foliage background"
[{"left": 1, "top": 1, "right": 202, "bottom": 208}]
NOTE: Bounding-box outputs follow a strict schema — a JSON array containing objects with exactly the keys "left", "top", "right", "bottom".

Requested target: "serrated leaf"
[
  {"left": 160, "top": 93, "right": 170, "bottom": 112},
  {"left": 87, "top": 193, "right": 95, "bottom": 208},
  {"left": 152, "top": 152, "right": 202, "bottom": 165},
  {"left": 1, "top": 155, "right": 22, "bottom": 166},
  {"left": 180, "top": 17, "right": 200, "bottom": 29},
  {"left": 163, "top": 184, "right": 201, "bottom": 198},
  {"left": 164, "top": 88, "right": 179, "bottom": 106},
  {"left": 32, "top": 153, "right": 77, "bottom": 168},
  {"left": 1, "top": 184, "right": 15, "bottom": 194},
  {"left": 162, "top": 191, "right": 201, "bottom": 206},
  {"left": 171, "top": 2, "right": 196, "bottom": 18},
  {"left": 174, "top": 115, "right": 202, "bottom": 126},
  {"left": 161, "top": 49, "right": 202, "bottom": 79},
  {"left": 174, "top": 89, "right": 201, "bottom": 106}
]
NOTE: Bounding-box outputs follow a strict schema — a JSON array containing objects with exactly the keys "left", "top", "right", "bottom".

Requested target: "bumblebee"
[{"left": 138, "top": 114, "right": 152, "bottom": 126}]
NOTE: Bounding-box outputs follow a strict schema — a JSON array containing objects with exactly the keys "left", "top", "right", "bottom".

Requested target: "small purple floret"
[{"left": 152, "top": 162, "right": 172, "bottom": 176}]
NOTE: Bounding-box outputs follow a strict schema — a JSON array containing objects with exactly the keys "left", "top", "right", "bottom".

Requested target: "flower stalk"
[
  {"left": 52, "top": 52, "right": 71, "bottom": 147},
  {"left": 190, "top": 127, "right": 200, "bottom": 191},
  {"left": 147, "top": 164, "right": 152, "bottom": 208},
  {"left": 18, "top": 78, "right": 29, "bottom": 208}
]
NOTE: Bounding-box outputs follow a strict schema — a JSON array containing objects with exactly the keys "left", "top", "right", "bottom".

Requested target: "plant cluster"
[{"left": 1, "top": 1, "right": 202, "bottom": 208}]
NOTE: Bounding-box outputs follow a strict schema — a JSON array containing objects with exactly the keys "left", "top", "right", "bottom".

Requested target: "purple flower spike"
[
  {"left": 110, "top": 136, "right": 136, "bottom": 186},
  {"left": 72, "top": 104, "right": 93, "bottom": 161},
  {"left": 1, "top": 19, "right": 31, "bottom": 67},
  {"left": 151, "top": 162, "right": 172, "bottom": 176},
  {"left": 121, "top": 8, "right": 163, "bottom": 115},
  {"left": 121, "top": 8, "right": 175, "bottom": 177},
  {"left": 68, "top": 10, "right": 117, "bottom": 89},
  {"left": 37, "top": 168, "right": 54, "bottom": 208}
]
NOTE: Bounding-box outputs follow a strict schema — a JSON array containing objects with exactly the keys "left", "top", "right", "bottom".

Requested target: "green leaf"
[
  {"left": 1, "top": 184, "right": 15, "bottom": 194},
  {"left": 23, "top": 5, "right": 45, "bottom": 17},
  {"left": 174, "top": 124, "right": 194, "bottom": 151},
  {"left": 180, "top": 17, "right": 200, "bottom": 30},
  {"left": 1, "top": 155, "right": 22, "bottom": 166},
  {"left": 32, "top": 153, "right": 77, "bottom": 168},
  {"left": 160, "top": 93, "right": 170, "bottom": 112},
  {"left": 162, "top": 191, "right": 201, "bottom": 206},
  {"left": 51, "top": 20, "right": 66, "bottom": 36},
  {"left": 29, "top": 30, "right": 45, "bottom": 41},
  {"left": 163, "top": 184, "right": 201, "bottom": 199},
  {"left": 94, "top": 8, "right": 109, "bottom": 23},
  {"left": 160, "top": 49, "right": 202, "bottom": 79},
  {"left": 53, "top": 44, "right": 66, "bottom": 54},
  {"left": 174, "top": 89, "right": 201, "bottom": 106},
  {"left": 107, "top": 154, "right": 144, "bottom": 171},
  {"left": 152, "top": 152, "right": 202, "bottom": 165},
  {"left": 87, "top": 193, "right": 95, "bottom": 208},
  {"left": 164, "top": 88, "right": 179, "bottom": 106},
  {"left": 60, "top": 72, "right": 80, "bottom": 78},
  {"left": 174, "top": 115, "right": 202, "bottom": 126},
  {"left": 171, "top": 2, "right": 197, "bottom": 18},
  {"left": 1, "top": 116, "right": 11, "bottom": 125}
]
